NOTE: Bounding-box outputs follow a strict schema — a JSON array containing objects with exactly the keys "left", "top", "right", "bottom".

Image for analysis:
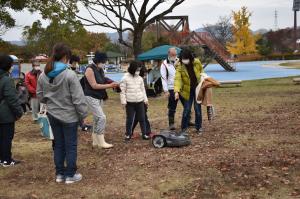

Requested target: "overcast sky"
[{"left": 1, "top": 0, "right": 295, "bottom": 41}]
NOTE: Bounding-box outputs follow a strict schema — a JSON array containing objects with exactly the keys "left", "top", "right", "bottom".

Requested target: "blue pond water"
[{"left": 106, "top": 60, "right": 300, "bottom": 82}]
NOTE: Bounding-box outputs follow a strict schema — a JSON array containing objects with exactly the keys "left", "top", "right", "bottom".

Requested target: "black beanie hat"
[{"left": 93, "top": 51, "right": 107, "bottom": 64}]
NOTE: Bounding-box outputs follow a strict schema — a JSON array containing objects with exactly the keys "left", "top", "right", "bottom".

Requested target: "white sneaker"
[
  {"left": 65, "top": 173, "right": 82, "bottom": 184},
  {"left": 56, "top": 174, "right": 65, "bottom": 183}
]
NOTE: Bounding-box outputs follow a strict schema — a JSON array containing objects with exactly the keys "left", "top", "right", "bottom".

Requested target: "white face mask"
[
  {"left": 169, "top": 56, "right": 176, "bottom": 62},
  {"left": 135, "top": 71, "right": 140, "bottom": 76},
  {"left": 34, "top": 66, "right": 41, "bottom": 71},
  {"left": 182, "top": 59, "right": 190, "bottom": 65}
]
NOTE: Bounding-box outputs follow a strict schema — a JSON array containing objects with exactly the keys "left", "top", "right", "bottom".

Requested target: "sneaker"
[
  {"left": 2, "top": 159, "right": 21, "bottom": 167},
  {"left": 142, "top": 134, "right": 150, "bottom": 140},
  {"left": 56, "top": 174, "right": 65, "bottom": 183},
  {"left": 180, "top": 129, "right": 189, "bottom": 136},
  {"left": 196, "top": 128, "right": 204, "bottom": 135},
  {"left": 124, "top": 135, "right": 131, "bottom": 142},
  {"left": 0, "top": 160, "right": 3, "bottom": 166},
  {"left": 65, "top": 173, "right": 82, "bottom": 184}
]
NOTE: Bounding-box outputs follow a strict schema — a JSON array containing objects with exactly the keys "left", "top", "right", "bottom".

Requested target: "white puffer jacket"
[{"left": 120, "top": 73, "right": 148, "bottom": 105}]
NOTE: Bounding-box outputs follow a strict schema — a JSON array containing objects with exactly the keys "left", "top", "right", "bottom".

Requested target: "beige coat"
[
  {"left": 195, "top": 73, "right": 220, "bottom": 106},
  {"left": 120, "top": 73, "right": 148, "bottom": 105}
]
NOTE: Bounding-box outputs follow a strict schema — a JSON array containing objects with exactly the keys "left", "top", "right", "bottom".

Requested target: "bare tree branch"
[{"left": 145, "top": 0, "right": 185, "bottom": 27}]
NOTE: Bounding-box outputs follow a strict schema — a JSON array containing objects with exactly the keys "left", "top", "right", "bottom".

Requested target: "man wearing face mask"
[
  {"left": 160, "top": 48, "right": 179, "bottom": 130},
  {"left": 25, "top": 61, "right": 42, "bottom": 122},
  {"left": 83, "top": 52, "right": 119, "bottom": 149}
]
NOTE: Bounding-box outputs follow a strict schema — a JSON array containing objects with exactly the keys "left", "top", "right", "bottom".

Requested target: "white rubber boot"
[
  {"left": 92, "top": 133, "right": 99, "bottom": 147},
  {"left": 97, "top": 134, "right": 113, "bottom": 149}
]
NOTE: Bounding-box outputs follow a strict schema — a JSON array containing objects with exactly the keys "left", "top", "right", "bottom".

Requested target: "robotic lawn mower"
[{"left": 152, "top": 130, "right": 191, "bottom": 148}]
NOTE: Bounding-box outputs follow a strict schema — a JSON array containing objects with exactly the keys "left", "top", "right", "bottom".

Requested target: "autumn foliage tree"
[
  {"left": 227, "top": 7, "right": 257, "bottom": 55},
  {"left": 22, "top": 19, "right": 111, "bottom": 58}
]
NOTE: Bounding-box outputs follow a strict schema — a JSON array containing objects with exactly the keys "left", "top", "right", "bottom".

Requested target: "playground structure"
[{"left": 155, "top": 16, "right": 236, "bottom": 71}]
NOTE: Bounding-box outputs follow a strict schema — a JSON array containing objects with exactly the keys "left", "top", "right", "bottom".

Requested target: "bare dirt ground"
[{"left": 0, "top": 77, "right": 300, "bottom": 199}]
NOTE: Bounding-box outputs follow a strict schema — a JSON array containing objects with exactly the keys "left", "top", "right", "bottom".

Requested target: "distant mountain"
[
  {"left": 194, "top": 27, "right": 206, "bottom": 32},
  {"left": 7, "top": 40, "right": 26, "bottom": 46},
  {"left": 253, "top": 29, "right": 270, "bottom": 35}
]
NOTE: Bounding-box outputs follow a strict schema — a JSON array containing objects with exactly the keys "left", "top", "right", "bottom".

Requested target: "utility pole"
[
  {"left": 274, "top": 9, "right": 278, "bottom": 31},
  {"left": 293, "top": 0, "right": 300, "bottom": 51}
]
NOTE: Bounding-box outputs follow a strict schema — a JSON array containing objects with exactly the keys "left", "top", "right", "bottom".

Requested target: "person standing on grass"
[
  {"left": 131, "top": 65, "right": 152, "bottom": 137},
  {"left": 120, "top": 61, "right": 150, "bottom": 141},
  {"left": 174, "top": 48, "right": 204, "bottom": 134},
  {"left": 83, "top": 52, "right": 118, "bottom": 149},
  {"left": 25, "top": 61, "right": 42, "bottom": 122},
  {"left": 16, "top": 72, "right": 31, "bottom": 113},
  {"left": 160, "top": 47, "right": 180, "bottom": 130},
  {"left": 0, "top": 54, "right": 23, "bottom": 167},
  {"left": 160, "top": 47, "right": 192, "bottom": 130},
  {"left": 37, "top": 43, "right": 88, "bottom": 184},
  {"left": 69, "top": 55, "right": 92, "bottom": 132}
]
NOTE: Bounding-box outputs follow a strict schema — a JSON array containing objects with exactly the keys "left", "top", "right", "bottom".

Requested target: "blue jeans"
[
  {"left": 48, "top": 114, "right": 78, "bottom": 177},
  {"left": 181, "top": 91, "right": 202, "bottom": 130}
]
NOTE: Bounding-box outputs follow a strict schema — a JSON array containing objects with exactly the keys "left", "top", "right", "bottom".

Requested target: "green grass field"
[
  {"left": 1, "top": 77, "right": 300, "bottom": 199},
  {"left": 280, "top": 62, "right": 300, "bottom": 69}
]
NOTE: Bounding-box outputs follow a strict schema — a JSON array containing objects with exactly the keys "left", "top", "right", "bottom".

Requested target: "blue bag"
[{"left": 37, "top": 104, "right": 54, "bottom": 140}]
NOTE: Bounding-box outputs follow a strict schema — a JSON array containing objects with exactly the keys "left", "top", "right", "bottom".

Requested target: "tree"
[
  {"left": 22, "top": 20, "right": 111, "bottom": 57},
  {"left": 0, "top": 0, "right": 30, "bottom": 36},
  {"left": 227, "top": 7, "right": 257, "bottom": 55},
  {"left": 35, "top": 0, "right": 186, "bottom": 57},
  {"left": 265, "top": 28, "right": 294, "bottom": 53},
  {"left": 256, "top": 35, "right": 272, "bottom": 56},
  {"left": 203, "top": 15, "right": 233, "bottom": 46}
]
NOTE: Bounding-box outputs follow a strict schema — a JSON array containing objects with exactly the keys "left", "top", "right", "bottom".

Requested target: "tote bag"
[{"left": 37, "top": 104, "right": 54, "bottom": 140}]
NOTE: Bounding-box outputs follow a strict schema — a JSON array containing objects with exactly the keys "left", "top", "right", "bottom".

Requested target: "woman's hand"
[
  {"left": 145, "top": 101, "right": 149, "bottom": 106},
  {"left": 110, "top": 82, "right": 119, "bottom": 88},
  {"left": 175, "top": 92, "right": 179, "bottom": 100}
]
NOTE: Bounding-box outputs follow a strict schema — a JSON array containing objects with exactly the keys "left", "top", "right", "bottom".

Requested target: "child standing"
[
  {"left": 16, "top": 74, "right": 31, "bottom": 113},
  {"left": 131, "top": 65, "right": 152, "bottom": 137},
  {"left": 120, "top": 61, "right": 150, "bottom": 141}
]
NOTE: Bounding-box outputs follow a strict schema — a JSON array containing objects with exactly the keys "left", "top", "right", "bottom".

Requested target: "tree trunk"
[{"left": 132, "top": 29, "right": 144, "bottom": 59}]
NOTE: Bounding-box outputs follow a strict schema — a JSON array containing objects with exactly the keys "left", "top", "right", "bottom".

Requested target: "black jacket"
[
  {"left": 0, "top": 69, "right": 23, "bottom": 123},
  {"left": 83, "top": 64, "right": 108, "bottom": 100}
]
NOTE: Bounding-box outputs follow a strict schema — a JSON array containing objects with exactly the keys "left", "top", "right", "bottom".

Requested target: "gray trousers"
[
  {"left": 30, "top": 97, "right": 40, "bottom": 121},
  {"left": 86, "top": 96, "right": 106, "bottom": 135}
]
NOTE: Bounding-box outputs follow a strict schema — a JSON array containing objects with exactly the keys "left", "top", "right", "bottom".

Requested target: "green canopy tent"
[{"left": 137, "top": 45, "right": 181, "bottom": 61}]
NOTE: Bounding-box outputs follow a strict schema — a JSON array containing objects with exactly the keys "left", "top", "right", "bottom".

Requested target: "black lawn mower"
[{"left": 152, "top": 130, "right": 191, "bottom": 148}]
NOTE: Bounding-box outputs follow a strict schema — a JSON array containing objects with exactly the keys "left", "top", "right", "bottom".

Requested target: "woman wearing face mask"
[
  {"left": 174, "top": 48, "right": 204, "bottom": 134},
  {"left": 37, "top": 43, "right": 88, "bottom": 183},
  {"left": 69, "top": 55, "right": 80, "bottom": 73},
  {"left": 83, "top": 52, "right": 119, "bottom": 149},
  {"left": 25, "top": 61, "right": 42, "bottom": 122},
  {"left": 120, "top": 61, "right": 150, "bottom": 141}
]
